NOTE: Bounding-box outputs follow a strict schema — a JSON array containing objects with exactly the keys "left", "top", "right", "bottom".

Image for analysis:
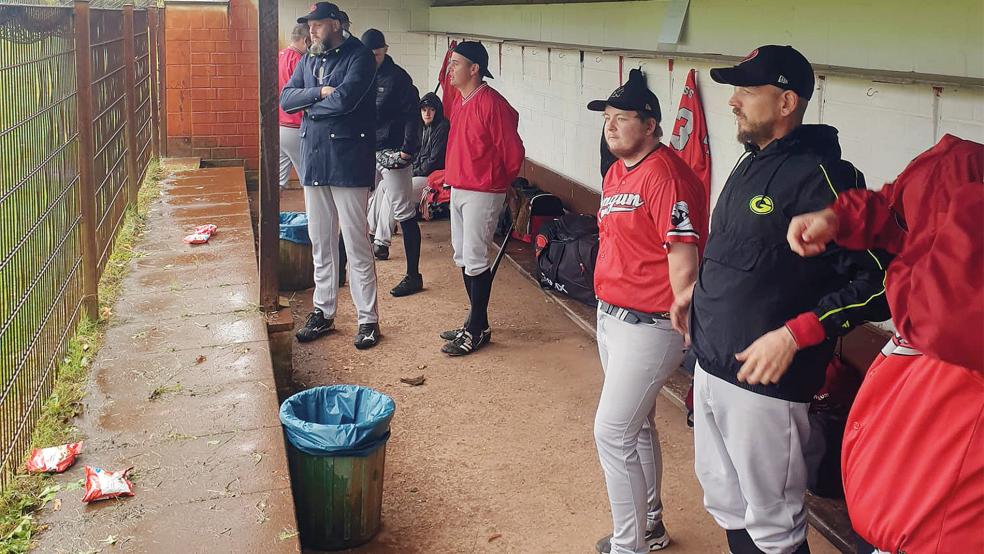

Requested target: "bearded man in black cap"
[
  {"left": 587, "top": 69, "right": 708, "bottom": 554},
  {"left": 684, "top": 45, "right": 891, "bottom": 554},
  {"left": 280, "top": 2, "right": 381, "bottom": 350}
]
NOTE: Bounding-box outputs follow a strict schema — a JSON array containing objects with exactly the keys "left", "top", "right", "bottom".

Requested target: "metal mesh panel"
[
  {"left": 89, "top": 8, "right": 128, "bottom": 274},
  {"left": 0, "top": 4, "right": 82, "bottom": 484},
  {"left": 133, "top": 8, "right": 151, "bottom": 182}
]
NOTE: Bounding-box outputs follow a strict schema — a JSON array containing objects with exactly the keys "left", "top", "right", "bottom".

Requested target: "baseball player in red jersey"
[
  {"left": 587, "top": 70, "right": 709, "bottom": 554},
  {"left": 788, "top": 134, "right": 983, "bottom": 554},
  {"left": 278, "top": 24, "right": 310, "bottom": 188},
  {"left": 439, "top": 41, "right": 525, "bottom": 356}
]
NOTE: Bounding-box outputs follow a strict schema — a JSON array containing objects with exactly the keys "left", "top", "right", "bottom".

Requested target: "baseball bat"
[{"left": 490, "top": 215, "right": 515, "bottom": 279}]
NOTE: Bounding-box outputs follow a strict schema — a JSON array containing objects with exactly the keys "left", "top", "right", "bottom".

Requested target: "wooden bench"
[{"left": 503, "top": 159, "right": 892, "bottom": 553}]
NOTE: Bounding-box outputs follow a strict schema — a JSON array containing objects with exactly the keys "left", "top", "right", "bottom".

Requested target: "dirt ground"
[{"left": 282, "top": 191, "right": 838, "bottom": 554}]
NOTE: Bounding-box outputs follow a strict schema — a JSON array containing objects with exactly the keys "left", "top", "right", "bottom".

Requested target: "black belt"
[{"left": 598, "top": 300, "right": 670, "bottom": 325}]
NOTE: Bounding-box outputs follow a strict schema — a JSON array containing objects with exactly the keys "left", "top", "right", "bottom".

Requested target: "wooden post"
[
  {"left": 257, "top": 0, "right": 280, "bottom": 311},
  {"left": 148, "top": 6, "right": 161, "bottom": 158},
  {"left": 122, "top": 4, "right": 140, "bottom": 203},
  {"left": 74, "top": 0, "right": 99, "bottom": 320},
  {"left": 158, "top": 5, "right": 167, "bottom": 156}
]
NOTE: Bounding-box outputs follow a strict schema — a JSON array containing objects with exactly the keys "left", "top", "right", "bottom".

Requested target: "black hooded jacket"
[
  {"left": 690, "top": 124, "right": 892, "bottom": 403},
  {"left": 374, "top": 54, "right": 420, "bottom": 155},
  {"left": 412, "top": 92, "right": 450, "bottom": 177}
]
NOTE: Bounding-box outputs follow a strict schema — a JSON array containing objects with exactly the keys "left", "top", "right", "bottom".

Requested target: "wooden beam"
[{"left": 257, "top": 0, "right": 280, "bottom": 311}]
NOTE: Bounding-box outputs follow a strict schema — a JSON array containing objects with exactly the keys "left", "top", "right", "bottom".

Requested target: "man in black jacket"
[
  {"left": 678, "top": 45, "right": 892, "bottom": 554},
  {"left": 280, "top": 2, "right": 380, "bottom": 350},
  {"left": 361, "top": 29, "right": 425, "bottom": 297}
]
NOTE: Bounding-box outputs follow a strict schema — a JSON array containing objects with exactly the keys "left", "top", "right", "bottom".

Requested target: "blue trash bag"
[
  {"left": 279, "top": 211, "right": 311, "bottom": 245},
  {"left": 280, "top": 385, "right": 396, "bottom": 457}
]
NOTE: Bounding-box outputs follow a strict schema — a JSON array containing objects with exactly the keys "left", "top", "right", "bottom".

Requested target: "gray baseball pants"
[
  {"left": 371, "top": 165, "right": 416, "bottom": 247},
  {"left": 449, "top": 188, "right": 505, "bottom": 276},
  {"left": 693, "top": 361, "right": 811, "bottom": 554},
  {"left": 279, "top": 126, "right": 302, "bottom": 188},
  {"left": 303, "top": 185, "right": 379, "bottom": 324},
  {"left": 594, "top": 310, "right": 684, "bottom": 554}
]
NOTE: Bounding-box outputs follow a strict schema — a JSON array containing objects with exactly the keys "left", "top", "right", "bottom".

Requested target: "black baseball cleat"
[
  {"left": 595, "top": 520, "right": 670, "bottom": 553},
  {"left": 354, "top": 323, "right": 381, "bottom": 350},
  {"left": 441, "top": 328, "right": 491, "bottom": 356},
  {"left": 439, "top": 327, "right": 464, "bottom": 341},
  {"left": 373, "top": 243, "right": 389, "bottom": 260},
  {"left": 390, "top": 273, "right": 423, "bottom": 297},
  {"left": 296, "top": 310, "right": 334, "bottom": 342}
]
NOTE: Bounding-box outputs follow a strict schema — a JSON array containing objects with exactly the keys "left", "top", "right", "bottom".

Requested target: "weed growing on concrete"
[{"left": 0, "top": 161, "right": 164, "bottom": 552}]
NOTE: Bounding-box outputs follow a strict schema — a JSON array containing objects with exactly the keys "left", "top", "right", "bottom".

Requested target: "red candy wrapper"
[
  {"left": 82, "top": 466, "right": 135, "bottom": 503},
  {"left": 183, "top": 223, "right": 218, "bottom": 244},
  {"left": 25, "top": 442, "right": 83, "bottom": 473}
]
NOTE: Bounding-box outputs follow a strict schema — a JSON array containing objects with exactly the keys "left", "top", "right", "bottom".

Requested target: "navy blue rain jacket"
[{"left": 280, "top": 36, "right": 377, "bottom": 187}]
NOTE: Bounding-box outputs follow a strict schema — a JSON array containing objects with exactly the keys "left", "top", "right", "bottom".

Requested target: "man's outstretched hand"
[{"left": 787, "top": 207, "right": 839, "bottom": 257}]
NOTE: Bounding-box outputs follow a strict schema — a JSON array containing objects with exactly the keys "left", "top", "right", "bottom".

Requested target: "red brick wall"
[{"left": 165, "top": 0, "right": 259, "bottom": 170}]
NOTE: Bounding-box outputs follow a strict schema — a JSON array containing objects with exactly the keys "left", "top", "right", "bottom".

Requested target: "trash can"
[
  {"left": 279, "top": 212, "right": 314, "bottom": 291},
  {"left": 279, "top": 386, "right": 396, "bottom": 550}
]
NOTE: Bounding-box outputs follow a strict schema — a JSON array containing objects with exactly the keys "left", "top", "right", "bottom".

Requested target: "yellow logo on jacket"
[{"left": 749, "top": 195, "right": 774, "bottom": 215}]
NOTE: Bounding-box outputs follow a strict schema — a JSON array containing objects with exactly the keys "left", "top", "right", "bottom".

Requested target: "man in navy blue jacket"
[{"left": 281, "top": 2, "right": 380, "bottom": 350}]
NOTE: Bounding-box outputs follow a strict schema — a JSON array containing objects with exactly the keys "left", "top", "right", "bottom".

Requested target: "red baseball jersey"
[
  {"left": 594, "top": 145, "right": 709, "bottom": 313},
  {"left": 278, "top": 47, "right": 304, "bottom": 128}
]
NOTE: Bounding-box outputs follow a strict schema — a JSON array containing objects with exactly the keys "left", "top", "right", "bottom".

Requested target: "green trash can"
[{"left": 280, "top": 386, "right": 396, "bottom": 551}]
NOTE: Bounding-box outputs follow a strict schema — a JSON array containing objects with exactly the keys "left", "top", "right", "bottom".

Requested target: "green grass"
[{"left": 0, "top": 160, "right": 164, "bottom": 553}]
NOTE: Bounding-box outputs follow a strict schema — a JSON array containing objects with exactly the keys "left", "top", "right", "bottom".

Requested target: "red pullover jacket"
[
  {"left": 834, "top": 134, "right": 983, "bottom": 554},
  {"left": 445, "top": 83, "right": 525, "bottom": 194}
]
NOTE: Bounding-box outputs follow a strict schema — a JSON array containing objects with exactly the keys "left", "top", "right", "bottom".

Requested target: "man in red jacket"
[
  {"left": 788, "top": 134, "right": 983, "bottom": 554},
  {"left": 278, "top": 23, "right": 310, "bottom": 188},
  {"left": 439, "top": 41, "right": 525, "bottom": 356}
]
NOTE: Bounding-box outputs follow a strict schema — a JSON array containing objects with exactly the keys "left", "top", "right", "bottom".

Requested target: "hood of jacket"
[{"left": 419, "top": 92, "right": 445, "bottom": 126}]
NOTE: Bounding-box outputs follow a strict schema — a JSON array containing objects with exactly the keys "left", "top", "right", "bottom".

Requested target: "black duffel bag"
[{"left": 535, "top": 214, "right": 599, "bottom": 306}]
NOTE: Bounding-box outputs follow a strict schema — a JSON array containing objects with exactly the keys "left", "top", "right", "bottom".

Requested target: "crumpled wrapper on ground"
[
  {"left": 183, "top": 223, "right": 218, "bottom": 244},
  {"left": 25, "top": 442, "right": 83, "bottom": 473},
  {"left": 82, "top": 466, "right": 135, "bottom": 503}
]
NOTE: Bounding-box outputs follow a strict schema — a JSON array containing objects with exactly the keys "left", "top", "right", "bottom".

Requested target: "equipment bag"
[
  {"left": 508, "top": 178, "right": 565, "bottom": 243},
  {"left": 535, "top": 214, "right": 599, "bottom": 306}
]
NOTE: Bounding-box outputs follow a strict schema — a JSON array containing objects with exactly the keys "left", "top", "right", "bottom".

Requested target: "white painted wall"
[
  {"left": 278, "top": 0, "right": 431, "bottom": 92},
  {"left": 426, "top": 34, "right": 984, "bottom": 207}
]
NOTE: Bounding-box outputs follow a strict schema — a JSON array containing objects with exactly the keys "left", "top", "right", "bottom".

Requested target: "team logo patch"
[
  {"left": 748, "top": 195, "right": 774, "bottom": 215},
  {"left": 741, "top": 49, "right": 759, "bottom": 64},
  {"left": 671, "top": 201, "right": 693, "bottom": 231},
  {"left": 598, "top": 193, "right": 644, "bottom": 220}
]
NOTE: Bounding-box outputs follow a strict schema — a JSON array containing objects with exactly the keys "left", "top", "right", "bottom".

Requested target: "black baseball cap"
[
  {"left": 297, "top": 2, "right": 342, "bottom": 24},
  {"left": 361, "top": 29, "right": 387, "bottom": 50},
  {"left": 453, "top": 41, "right": 494, "bottom": 79},
  {"left": 710, "top": 45, "right": 815, "bottom": 100},
  {"left": 587, "top": 68, "right": 661, "bottom": 120}
]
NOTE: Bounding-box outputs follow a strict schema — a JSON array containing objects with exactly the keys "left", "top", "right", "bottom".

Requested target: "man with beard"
[
  {"left": 361, "top": 28, "right": 425, "bottom": 298},
  {"left": 683, "top": 45, "right": 891, "bottom": 553},
  {"left": 586, "top": 70, "right": 708, "bottom": 554},
  {"left": 280, "top": 2, "right": 381, "bottom": 349},
  {"left": 439, "top": 41, "right": 524, "bottom": 356}
]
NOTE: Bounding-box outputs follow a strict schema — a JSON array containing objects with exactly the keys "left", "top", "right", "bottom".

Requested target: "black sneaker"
[
  {"left": 296, "top": 310, "right": 334, "bottom": 342},
  {"left": 441, "top": 328, "right": 491, "bottom": 356},
  {"left": 439, "top": 327, "right": 464, "bottom": 341},
  {"left": 595, "top": 520, "right": 670, "bottom": 553},
  {"left": 354, "top": 323, "right": 381, "bottom": 350},
  {"left": 390, "top": 274, "right": 423, "bottom": 297},
  {"left": 373, "top": 243, "right": 389, "bottom": 260}
]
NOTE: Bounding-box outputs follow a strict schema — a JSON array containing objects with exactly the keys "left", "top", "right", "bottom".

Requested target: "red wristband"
[{"left": 785, "top": 312, "right": 825, "bottom": 349}]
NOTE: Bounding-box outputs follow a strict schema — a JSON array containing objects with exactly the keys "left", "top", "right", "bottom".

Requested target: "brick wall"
[{"left": 165, "top": 0, "right": 259, "bottom": 170}]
